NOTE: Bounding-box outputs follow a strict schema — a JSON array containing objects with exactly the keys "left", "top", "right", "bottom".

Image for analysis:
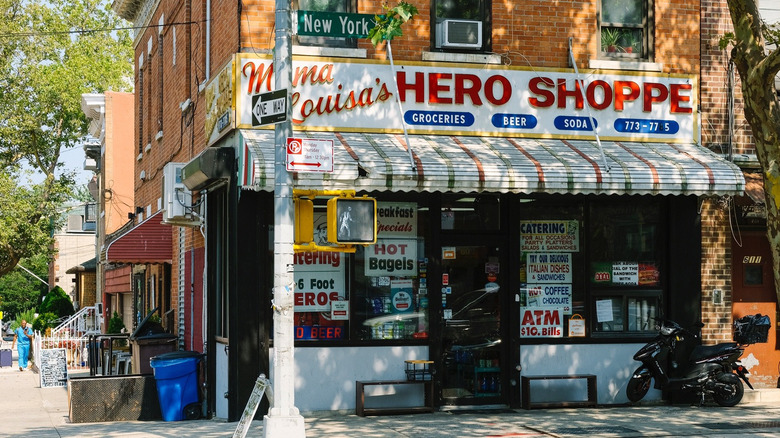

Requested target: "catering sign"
[
  {"left": 520, "top": 220, "right": 579, "bottom": 252},
  {"left": 236, "top": 54, "right": 697, "bottom": 142}
]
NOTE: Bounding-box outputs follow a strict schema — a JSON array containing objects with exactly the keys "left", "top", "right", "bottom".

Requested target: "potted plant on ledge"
[{"left": 601, "top": 28, "right": 621, "bottom": 53}]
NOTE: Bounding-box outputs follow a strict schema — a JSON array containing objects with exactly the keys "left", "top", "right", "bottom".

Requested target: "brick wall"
[
  {"left": 700, "top": 0, "right": 755, "bottom": 155},
  {"left": 700, "top": 198, "right": 734, "bottom": 344}
]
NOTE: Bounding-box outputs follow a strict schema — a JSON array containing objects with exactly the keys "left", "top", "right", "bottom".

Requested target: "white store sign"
[{"left": 236, "top": 54, "right": 697, "bottom": 142}]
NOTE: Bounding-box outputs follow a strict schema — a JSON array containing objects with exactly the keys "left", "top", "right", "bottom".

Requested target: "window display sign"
[
  {"left": 331, "top": 301, "right": 349, "bottom": 320},
  {"left": 591, "top": 261, "right": 660, "bottom": 286},
  {"left": 568, "top": 314, "right": 586, "bottom": 337},
  {"left": 526, "top": 253, "right": 572, "bottom": 283},
  {"left": 520, "top": 307, "right": 564, "bottom": 338},
  {"left": 520, "top": 220, "right": 579, "bottom": 252},
  {"left": 294, "top": 251, "right": 345, "bottom": 312},
  {"left": 612, "top": 261, "right": 639, "bottom": 285},
  {"left": 522, "top": 284, "right": 572, "bottom": 314},
  {"left": 365, "top": 239, "right": 418, "bottom": 276},
  {"left": 377, "top": 203, "right": 417, "bottom": 237},
  {"left": 391, "top": 279, "right": 415, "bottom": 313}
]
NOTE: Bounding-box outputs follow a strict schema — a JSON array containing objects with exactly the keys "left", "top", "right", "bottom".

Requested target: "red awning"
[{"left": 105, "top": 211, "right": 172, "bottom": 264}]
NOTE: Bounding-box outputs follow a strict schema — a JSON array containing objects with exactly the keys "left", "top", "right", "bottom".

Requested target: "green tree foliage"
[
  {"left": 11, "top": 308, "right": 37, "bottom": 331},
  {"left": 39, "top": 286, "right": 75, "bottom": 318},
  {"left": 723, "top": 1, "right": 780, "bottom": 303},
  {"left": 367, "top": 1, "right": 418, "bottom": 46},
  {"left": 32, "top": 312, "right": 58, "bottom": 332},
  {"left": 0, "top": 0, "right": 132, "bottom": 277},
  {"left": 0, "top": 254, "right": 48, "bottom": 321},
  {"left": 107, "top": 311, "right": 125, "bottom": 334}
]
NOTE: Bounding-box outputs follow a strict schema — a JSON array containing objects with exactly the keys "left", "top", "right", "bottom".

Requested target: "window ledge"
[
  {"left": 155, "top": 130, "right": 163, "bottom": 141},
  {"left": 293, "top": 46, "right": 367, "bottom": 59},
  {"left": 588, "top": 59, "right": 663, "bottom": 72},
  {"left": 422, "top": 51, "right": 502, "bottom": 65},
  {"left": 137, "top": 152, "right": 143, "bottom": 161},
  {"left": 144, "top": 143, "right": 152, "bottom": 154}
]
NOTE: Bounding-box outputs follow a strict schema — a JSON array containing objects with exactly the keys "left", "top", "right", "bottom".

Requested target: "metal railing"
[
  {"left": 34, "top": 330, "right": 92, "bottom": 372},
  {"left": 35, "top": 330, "right": 132, "bottom": 375},
  {"left": 51, "top": 305, "right": 100, "bottom": 336}
]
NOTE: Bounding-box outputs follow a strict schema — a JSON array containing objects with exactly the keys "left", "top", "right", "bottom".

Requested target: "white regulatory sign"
[{"left": 286, "top": 137, "right": 334, "bottom": 173}]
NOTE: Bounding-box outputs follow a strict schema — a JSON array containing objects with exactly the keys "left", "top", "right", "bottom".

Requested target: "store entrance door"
[{"left": 438, "top": 244, "right": 506, "bottom": 406}]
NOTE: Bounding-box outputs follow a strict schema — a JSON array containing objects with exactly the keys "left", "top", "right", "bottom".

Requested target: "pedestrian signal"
[
  {"left": 327, "top": 196, "right": 377, "bottom": 245},
  {"left": 294, "top": 198, "right": 314, "bottom": 244}
]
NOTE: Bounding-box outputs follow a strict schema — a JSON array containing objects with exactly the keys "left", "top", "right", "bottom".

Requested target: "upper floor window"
[
  {"left": 599, "top": 0, "right": 652, "bottom": 59},
  {"left": 433, "top": 0, "right": 489, "bottom": 52},
  {"left": 294, "top": 0, "right": 357, "bottom": 48}
]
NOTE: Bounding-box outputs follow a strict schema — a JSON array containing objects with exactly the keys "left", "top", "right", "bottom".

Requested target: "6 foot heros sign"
[
  {"left": 520, "top": 307, "right": 564, "bottom": 338},
  {"left": 286, "top": 137, "right": 333, "bottom": 172},
  {"left": 294, "top": 251, "right": 345, "bottom": 312}
]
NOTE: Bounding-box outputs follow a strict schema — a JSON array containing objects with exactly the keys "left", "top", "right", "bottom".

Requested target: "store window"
[
  {"left": 294, "top": 207, "right": 349, "bottom": 341},
  {"left": 294, "top": 0, "right": 357, "bottom": 48},
  {"left": 353, "top": 202, "right": 427, "bottom": 341},
  {"left": 441, "top": 194, "right": 500, "bottom": 231},
  {"left": 518, "top": 200, "right": 585, "bottom": 340},
  {"left": 293, "top": 201, "right": 429, "bottom": 342},
  {"left": 589, "top": 199, "right": 662, "bottom": 335},
  {"left": 599, "top": 0, "right": 652, "bottom": 59},
  {"left": 433, "top": 0, "right": 489, "bottom": 51}
]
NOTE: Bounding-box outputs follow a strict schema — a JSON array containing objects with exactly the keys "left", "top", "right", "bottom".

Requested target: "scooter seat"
[{"left": 690, "top": 342, "right": 738, "bottom": 362}]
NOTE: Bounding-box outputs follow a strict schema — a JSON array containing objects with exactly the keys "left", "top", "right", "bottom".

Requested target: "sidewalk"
[{"left": 2, "top": 348, "right": 780, "bottom": 437}]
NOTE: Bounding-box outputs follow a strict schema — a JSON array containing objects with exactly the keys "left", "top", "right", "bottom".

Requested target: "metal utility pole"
[{"left": 263, "top": 0, "right": 306, "bottom": 436}]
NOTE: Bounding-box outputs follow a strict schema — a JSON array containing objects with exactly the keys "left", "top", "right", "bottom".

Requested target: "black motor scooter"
[{"left": 626, "top": 319, "right": 752, "bottom": 407}]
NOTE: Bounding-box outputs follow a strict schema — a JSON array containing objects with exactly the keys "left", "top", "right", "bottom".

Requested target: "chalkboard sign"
[{"left": 40, "top": 348, "right": 68, "bottom": 388}]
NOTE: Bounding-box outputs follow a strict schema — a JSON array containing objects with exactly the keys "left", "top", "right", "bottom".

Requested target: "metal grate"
[
  {"left": 704, "top": 421, "right": 780, "bottom": 430},
  {"left": 545, "top": 426, "right": 639, "bottom": 435}
]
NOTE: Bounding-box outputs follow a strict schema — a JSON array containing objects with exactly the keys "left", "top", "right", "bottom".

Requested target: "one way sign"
[{"left": 251, "top": 89, "right": 287, "bottom": 127}]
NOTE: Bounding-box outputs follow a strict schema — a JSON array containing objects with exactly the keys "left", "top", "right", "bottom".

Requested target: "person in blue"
[{"left": 11, "top": 320, "right": 34, "bottom": 371}]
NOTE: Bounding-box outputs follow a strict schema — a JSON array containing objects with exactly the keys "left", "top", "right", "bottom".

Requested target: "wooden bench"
[
  {"left": 521, "top": 374, "right": 597, "bottom": 409},
  {"left": 355, "top": 380, "right": 434, "bottom": 417}
]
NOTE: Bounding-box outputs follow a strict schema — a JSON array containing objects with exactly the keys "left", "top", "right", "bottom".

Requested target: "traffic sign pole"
[{"left": 263, "top": 0, "right": 305, "bottom": 436}]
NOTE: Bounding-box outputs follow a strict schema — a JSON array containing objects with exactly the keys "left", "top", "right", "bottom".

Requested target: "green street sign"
[{"left": 296, "top": 10, "right": 376, "bottom": 38}]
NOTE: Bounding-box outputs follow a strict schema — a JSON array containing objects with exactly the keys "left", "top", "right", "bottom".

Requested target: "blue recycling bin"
[{"left": 150, "top": 351, "right": 202, "bottom": 421}]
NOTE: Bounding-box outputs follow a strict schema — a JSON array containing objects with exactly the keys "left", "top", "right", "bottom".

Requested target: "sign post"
[{"left": 263, "top": 0, "right": 305, "bottom": 436}]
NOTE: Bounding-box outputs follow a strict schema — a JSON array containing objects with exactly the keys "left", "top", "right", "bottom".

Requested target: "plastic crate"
[
  {"left": 734, "top": 314, "right": 771, "bottom": 344},
  {"left": 405, "top": 360, "right": 434, "bottom": 381}
]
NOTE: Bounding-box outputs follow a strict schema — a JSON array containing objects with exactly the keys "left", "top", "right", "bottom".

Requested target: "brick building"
[{"left": 110, "top": 0, "right": 758, "bottom": 420}]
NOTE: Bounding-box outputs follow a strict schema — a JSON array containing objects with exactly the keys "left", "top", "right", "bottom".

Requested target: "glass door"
[{"left": 440, "top": 245, "right": 504, "bottom": 405}]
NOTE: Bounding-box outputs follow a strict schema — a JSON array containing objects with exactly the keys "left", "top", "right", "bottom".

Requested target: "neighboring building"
[
  {"left": 49, "top": 203, "right": 96, "bottom": 306},
  {"left": 81, "top": 92, "right": 136, "bottom": 330},
  {"left": 698, "top": 0, "right": 780, "bottom": 388},
  {"left": 111, "top": 0, "right": 753, "bottom": 420}
]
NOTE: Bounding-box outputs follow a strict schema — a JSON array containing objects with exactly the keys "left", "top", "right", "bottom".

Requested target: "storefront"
[{"left": 197, "top": 54, "right": 745, "bottom": 416}]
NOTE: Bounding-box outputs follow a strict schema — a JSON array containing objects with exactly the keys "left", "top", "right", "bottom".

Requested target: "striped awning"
[{"left": 238, "top": 130, "right": 745, "bottom": 196}]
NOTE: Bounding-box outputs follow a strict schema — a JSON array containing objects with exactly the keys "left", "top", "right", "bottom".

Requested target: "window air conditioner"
[
  {"left": 162, "top": 162, "right": 200, "bottom": 226},
  {"left": 436, "top": 19, "right": 482, "bottom": 49}
]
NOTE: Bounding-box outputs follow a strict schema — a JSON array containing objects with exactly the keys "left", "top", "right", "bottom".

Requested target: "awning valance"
[
  {"left": 238, "top": 130, "right": 745, "bottom": 197},
  {"left": 105, "top": 212, "right": 172, "bottom": 264}
]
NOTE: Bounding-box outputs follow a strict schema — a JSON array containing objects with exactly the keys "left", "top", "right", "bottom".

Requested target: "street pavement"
[{"left": 3, "top": 347, "right": 780, "bottom": 437}]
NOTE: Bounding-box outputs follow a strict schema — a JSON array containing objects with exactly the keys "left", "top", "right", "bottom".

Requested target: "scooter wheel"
[
  {"left": 626, "top": 374, "right": 651, "bottom": 402},
  {"left": 713, "top": 373, "right": 743, "bottom": 407}
]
